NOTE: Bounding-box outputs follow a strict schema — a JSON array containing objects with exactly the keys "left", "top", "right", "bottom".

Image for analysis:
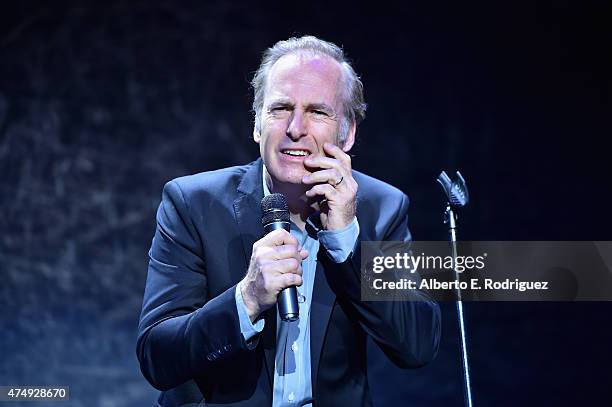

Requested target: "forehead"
[{"left": 265, "top": 53, "right": 344, "bottom": 104}]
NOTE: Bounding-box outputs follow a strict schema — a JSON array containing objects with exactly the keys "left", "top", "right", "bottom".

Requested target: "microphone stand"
[{"left": 438, "top": 171, "right": 473, "bottom": 407}]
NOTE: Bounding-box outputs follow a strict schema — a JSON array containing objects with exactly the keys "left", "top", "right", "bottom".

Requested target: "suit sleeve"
[
  {"left": 321, "top": 193, "right": 442, "bottom": 368},
  {"left": 136, "top": 180, "right": 249, "bottom": 390}
]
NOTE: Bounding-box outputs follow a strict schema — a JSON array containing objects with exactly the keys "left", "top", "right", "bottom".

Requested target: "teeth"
[{"left": 283, "top": 150, "right": 308, "bottom": 156}]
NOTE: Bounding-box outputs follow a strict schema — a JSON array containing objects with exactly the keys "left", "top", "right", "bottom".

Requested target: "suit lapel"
[
  {"left": 310, "top": 251, "right": 336, "bottom": 397},
  {"left": 232, "top": 159, "right": 277, "bottom": 388},
  {"left": 310, "top": 183, "right": 362, "bottom": 393},
  {"left": 232, "top": 159, "right": 264, "bottom": 272}
]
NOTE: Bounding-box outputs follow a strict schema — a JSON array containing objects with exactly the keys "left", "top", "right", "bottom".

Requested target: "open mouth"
[{"left": 281, "top": 149, "right": 311, "bottom": 157}]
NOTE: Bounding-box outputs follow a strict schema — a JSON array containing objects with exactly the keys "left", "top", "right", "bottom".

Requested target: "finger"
[
  {"left": 263, "top": 244, "right": 302, "bottom": 260},
  {"left": 304, "top": 183, "right": 336, "bottom": 200},
  {"left": 278, "top": 272, "right": 303, "bottom": 288},
  {"left": 303, "top": 154, "right": 340, "bottom": 171},
  {"left": 323, "top": 142, "right": 352, "bottom": 168},
  {"left": 257, "top": 228, "right": 298, "bottom": 248},
  {"left": 260, "top": 259, "right": 302, "bottom": 278},
  {"left": 261, "top": 256, "right": 302, "bottom": 274},
  {"left": 299, "top": 248, "right": 309, "bottom": 260},
  {"left": 301, "top": 168, "right": 342, "bottom": 185}
]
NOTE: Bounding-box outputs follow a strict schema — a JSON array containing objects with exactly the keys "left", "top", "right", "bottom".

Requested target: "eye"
[{"left": 312, "top": 110, "right": 327, "bottom": 116}]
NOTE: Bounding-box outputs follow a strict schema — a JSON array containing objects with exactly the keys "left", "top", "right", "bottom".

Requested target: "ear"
[
  {"left": 341, "top": 120, "right": 356, "bottom": 152},
  {"left": 253, "top": 128, "right": 261, "bottom": 143}
]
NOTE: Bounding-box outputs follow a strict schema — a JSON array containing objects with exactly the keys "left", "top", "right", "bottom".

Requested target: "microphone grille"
[{"left": 261, "top": 193, "right": 290, "bottom": 225}]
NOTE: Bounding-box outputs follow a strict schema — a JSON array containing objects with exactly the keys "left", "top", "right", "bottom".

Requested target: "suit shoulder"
[
  {"left": 165, "top": 161, "right": 256, "bottom": 198},
  {"left": 353, "top": 170, "right": 408, "bottom": 204}
]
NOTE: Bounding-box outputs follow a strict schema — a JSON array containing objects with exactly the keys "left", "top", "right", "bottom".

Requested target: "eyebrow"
[
  {"left": 266, "top": 99, "right": 336, "bottom": 115},
  {"left": 267, "top": 98, "right": 293, "bottom": 108},
  {"left": 308, "top": 103, "right": 335, "bottom": 114}
]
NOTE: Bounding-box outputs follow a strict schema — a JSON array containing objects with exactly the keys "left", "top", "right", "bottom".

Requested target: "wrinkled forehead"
[{"left": 265, "top": 52, "right": 346, "bottom": 105}]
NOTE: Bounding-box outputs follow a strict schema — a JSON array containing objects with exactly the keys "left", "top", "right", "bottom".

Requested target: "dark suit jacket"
[{"left": 137, "top": 158, "right": 441, "bottom": 407}]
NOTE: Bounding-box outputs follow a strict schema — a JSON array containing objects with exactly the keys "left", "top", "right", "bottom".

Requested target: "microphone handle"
[{"left": 263, "top": 221, "right": 299, "bottom": 322}]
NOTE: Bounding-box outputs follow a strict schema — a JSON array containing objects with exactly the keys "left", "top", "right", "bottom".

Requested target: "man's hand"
[
  {"left": 302, "top": 142, "right": 358, "bottom": 230},
  {"left": 240, "top": 229, "right": 308, "bottom": 323}
]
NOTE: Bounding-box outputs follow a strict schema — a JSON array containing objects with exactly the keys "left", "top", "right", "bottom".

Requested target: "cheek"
[
  {"left": 261, "top": 121, "right": 286, "bottom": 144},
  {"left": 312, "top": 123, "right": 340, "bottom": 145},
  {"left": 258, "top": 131, "right": 275, "bottom": 156},
  {"left": 265, "top": 118, "right": 287, "bottom": 134}
]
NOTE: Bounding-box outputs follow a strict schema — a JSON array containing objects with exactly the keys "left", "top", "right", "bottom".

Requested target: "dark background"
[{"left": 1, "top": 1, "right": 611, "bottom": 406}]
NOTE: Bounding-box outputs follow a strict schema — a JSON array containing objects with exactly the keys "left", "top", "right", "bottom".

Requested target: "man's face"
[{"left": 254, "top": 53, "right": 355, "bottom": 186}]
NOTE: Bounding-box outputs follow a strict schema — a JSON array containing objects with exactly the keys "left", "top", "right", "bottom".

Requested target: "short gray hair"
[{"left": 251, "top": 36, "right": 367, "bottom": 144}]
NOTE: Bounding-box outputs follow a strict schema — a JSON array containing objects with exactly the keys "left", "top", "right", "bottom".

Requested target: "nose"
[{"left": 286, "top": 110, "right": 307, "bottom": 141}]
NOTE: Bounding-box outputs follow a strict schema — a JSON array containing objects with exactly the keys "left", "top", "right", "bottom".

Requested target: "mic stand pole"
[
  {"left": 438, "top": 171, "right": 473, "bottom": 407},
  {"left": 444, "top": 205, "right": 473, "bottom": 407}
]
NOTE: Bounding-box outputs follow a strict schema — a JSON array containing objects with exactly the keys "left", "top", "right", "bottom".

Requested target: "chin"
[{"left": 279, "top": 172, "right": 306, "bottom": 185}]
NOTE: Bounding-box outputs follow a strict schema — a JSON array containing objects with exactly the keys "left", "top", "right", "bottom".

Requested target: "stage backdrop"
[{"left": 1, "top": 1, "right": 610, "bottom": 406}]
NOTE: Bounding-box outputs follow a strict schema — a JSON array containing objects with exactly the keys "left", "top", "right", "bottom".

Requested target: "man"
[{"left": 137, "top": 36, "right": 441, "bottom": 407}]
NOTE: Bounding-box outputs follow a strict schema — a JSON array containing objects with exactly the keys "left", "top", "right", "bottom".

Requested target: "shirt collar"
[{"left": 262, "top": 164, "right": 272, "bottom": 198}]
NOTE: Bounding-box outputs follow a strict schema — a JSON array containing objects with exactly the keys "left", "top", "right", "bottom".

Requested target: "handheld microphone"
[{"left": 261, "top": 193, "right": 299, "bottom": 322}]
